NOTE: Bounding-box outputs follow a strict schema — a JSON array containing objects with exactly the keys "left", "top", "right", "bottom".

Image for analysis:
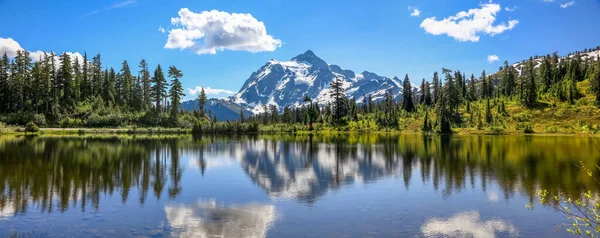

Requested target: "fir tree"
[
  {"left": 167, "top": 66, "right": 184, "bottom": 123},
  {"left": 401, "top": 74, "right": 415, "bottom": 112},
  {"left": 329, "top": 77, "right": 346, "bottom": 123},
  {"left": 197, "top": 87, "right": 207, "bottom": 118},
  {"left": 151, "top": 64, "right": 168, "bottom": 112}
]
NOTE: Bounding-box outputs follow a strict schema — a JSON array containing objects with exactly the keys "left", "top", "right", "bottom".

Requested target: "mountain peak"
[{"left": 291, "top": 50, "right": 328, "bottom": 69}]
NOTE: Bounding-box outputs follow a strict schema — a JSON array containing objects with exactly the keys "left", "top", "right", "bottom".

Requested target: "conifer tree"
[
  {"left": 402, "top": 74, "right": 415, "bottom": 112},
  {"left": 139, "top": 59, "right": 151, "bottom": 110},
  {"left": 151, "top": 65, "right": 167, "bottom": 112},
  {"left": 432, "top": 72, "right": 440, "bottom": 104},
  {"left": 58, "top": 53, "right": 74, "bottom": 111},
  {"left": 329, "top": 77, "right": 346, "bottom": 123},
  {"left": 468, "top": 74, "right": 477, "bottom": 101},
  {"left": 168, "top": 66, "right": 184, "bottom": 123},
  {"left": 197, "top": 87, "right": 207, "bottom": 118}
]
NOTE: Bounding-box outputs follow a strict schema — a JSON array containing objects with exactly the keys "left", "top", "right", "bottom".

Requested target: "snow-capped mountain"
[{"left": 231, "top": 50, "right": 411, "bottom": 114}]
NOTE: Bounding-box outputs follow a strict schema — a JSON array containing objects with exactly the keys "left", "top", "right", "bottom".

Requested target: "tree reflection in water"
[{"left": 0, "top": 134, "right": 598, "bottom": 215}]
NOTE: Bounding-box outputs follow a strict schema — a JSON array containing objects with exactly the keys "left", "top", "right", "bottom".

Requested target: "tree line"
[{"left": 0, "top": 50, "right": 192, "bottom": 127}]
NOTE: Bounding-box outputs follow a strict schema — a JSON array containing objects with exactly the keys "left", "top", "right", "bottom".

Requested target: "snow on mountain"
[
  {"left": 511, "top": 49, "right": 600, "bottom": 75},
  {"left": 231, "top": 50, "right": 413, "bottom": 114}
]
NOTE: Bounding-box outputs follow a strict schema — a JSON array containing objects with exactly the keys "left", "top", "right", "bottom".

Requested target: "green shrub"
[
  {"left": 58, "top": 117, "right": 83, "bottom": 128},
  {"left": 24, "top": 121, "right": 39, "bottom": 133}
]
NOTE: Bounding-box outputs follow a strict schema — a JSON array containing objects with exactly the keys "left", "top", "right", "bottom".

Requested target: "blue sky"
[{"left": 1, "top": 0, "right": 599, "bottom": 100}]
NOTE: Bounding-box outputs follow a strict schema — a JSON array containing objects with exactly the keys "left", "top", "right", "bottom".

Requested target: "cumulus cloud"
[
  {"left": 505, "top": 6, "right": 517, "bottom": 11},
  {"left": 0, "top": 37, "right": 84, "bottom": 64},
  {"left": 487, "top": 54, "right": 499, "bottom": 63},
  {"left": 165, "top": 8, "right": 282, "bottom": 55},
  {"left": 411, "top": 9, "right": 421, "bottom": 17},
  {"left": 421, "top": 211, "right": 518, "bottom": 238},
  {"left": 0, "top": 37, "right": 23, "bottom": 58},
  {"left": 560, "top": 1, "right": 575, "bottom": 8},
  {"left": 419, "top": 3, "right": 518, "bottom": 42},
  {"left": 188, "top": 86, "right": 236, "bottom": 96},
  {"left": 82, "top": 0, "right": 137, "bottom": 17},
  {"left": 158, "top": 27, "right": 165, "bottom": 33}
]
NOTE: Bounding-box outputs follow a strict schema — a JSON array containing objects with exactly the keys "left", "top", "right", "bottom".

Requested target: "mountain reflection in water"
[{"left": 0, "top": 134, "right": 598, "bottom": 237}]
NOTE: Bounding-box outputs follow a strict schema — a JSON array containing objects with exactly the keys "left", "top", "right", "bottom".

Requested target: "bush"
[
  {"left": 85, "top": 113, "right": 126, "bottom": 127},
  {"left": 24, "top": 121, "right": 39, "bottom": 133},
  {"left": 1, "top": 113, "right": 46, "bottom": 126},
  {"left": 58, "top": 117, "right": 83, "bottom": 128}
]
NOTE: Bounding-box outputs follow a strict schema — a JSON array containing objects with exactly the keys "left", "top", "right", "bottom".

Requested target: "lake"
[{"left": 0, "top": 134, "right": 599, "bottom": 237}]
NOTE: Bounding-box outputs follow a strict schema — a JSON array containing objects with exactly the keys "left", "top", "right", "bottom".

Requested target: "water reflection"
[
  {"left": 421, "top": 211, "right": 519, "bottom": 238},
  {"left": 165, "top": 200, "right": 276, "bottom": 238},
  {"left": 0, "top": 134, "right": 599, "bottom": 216}
]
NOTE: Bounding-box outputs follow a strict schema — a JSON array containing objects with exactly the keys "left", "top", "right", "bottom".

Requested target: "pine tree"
[
  {"left": 481, "top": 70, "right": 488, "bottom": 99},
  {"left": 92, "top": 54, "right": 102, "bottom": 98},
  {"left": 432, "top": 71, "right": 440, "bottom": 104},
  {"left": 468, "top": 74, "right": 477, "bottom": 101},
  {"left": 422, "top": 110, "right": 431, "bottom": 132},
  {"left": 0, "top": 53, "right": 10, "bottom": 112},
  {"left": 58, "top": 52, "right": 74, "bottom": 111},
  {"left": 151, "top": 64, "right": 168, "bottom": 112},
  {"left": 401, "top": 74, "right": 415, "bottom": 112},
  {"left": 168, "top": 66, "right": 184, "bottom": 123},
  {"left": 103, "top": 68, "right": 116, "bottom": 106},
  {"left": 329, "top": 77, "right": 346, "bottom": 123},
  {"left": 501, "top": 61, "right": 516, "bottom": 97},
  {"left": 419, "top": 78, "right": 426, "bottom": 105},
  {"left": 139, "top": 59, "right": 151, "bottom": 110},
  {"left": 485, "top": 99, "right": 493, "bottom": 124},
  {"left": 197, "top": 87, "right": 207, "bottom": 118},
  {"left": 72, "top": 57, "right": 82, "bottom": 102},
  {"left": 424, "top": 81, "right": 432, "bottom": 106},
  {"left": 119, "top": 60, "right": 132, "bottom": 109},
  {"left": 81, "top": 52, "right": 90, "bottom": 100}
]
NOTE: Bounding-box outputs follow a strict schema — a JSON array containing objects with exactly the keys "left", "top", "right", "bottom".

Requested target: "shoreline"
[{"left": 0, "top": 127, "right": 597, "bottom": 137}]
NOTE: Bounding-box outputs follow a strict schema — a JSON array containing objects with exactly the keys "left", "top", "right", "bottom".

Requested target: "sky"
[{"left": 1, "top": 0, "right": 599, "bottom": 100}]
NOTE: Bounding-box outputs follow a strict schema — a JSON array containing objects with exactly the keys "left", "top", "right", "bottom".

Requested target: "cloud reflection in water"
[
  {"left": 421, "top": 211, "right": 518, "bottom": 238},
  {"left": 165, "top": 200, "right": 277, "bottom": 238}
]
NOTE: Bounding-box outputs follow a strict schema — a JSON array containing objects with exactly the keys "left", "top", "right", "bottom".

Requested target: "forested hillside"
[{"left": 1, "top": 46, "right": 600, "bottom": 135}]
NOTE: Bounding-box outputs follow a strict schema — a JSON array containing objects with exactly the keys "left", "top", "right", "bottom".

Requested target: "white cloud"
[
  {"left": 411, "top": 9, "right": 421, "bottom": 17},
  {"left": 82, "top": 0, "right": 137, "bottom": 17},
  {"left": 0, "top": 37, "right": 84, "bottom": 64},
  {"left": 560, "top": 1, "right": 575, "bottom": 8},
  {"left": 543, "top": 0, "right": 555, "bottom": 2},
  {"left": 422, "top": 211, "right": 518, "bottom": 238},
  {"left": 487, "top": 54, "right": 499, "bottom": 63},
  {"left": 165, "top": 8, "right": 282, "bottom": 55},
  {"left": 188, "top": 86, "right": 236, "bottom": 96},
  {"left": 0, "top": 37, "right": 23, "bottom": 58},
  {"left": 419, "top": 3, "right": 518, "bottom": 42},
  {"left": 158, "top": 27, "right": 165, "bottom": 33},
  {"left": 505, "top": 6, "right": 517, "bottom": 11}
]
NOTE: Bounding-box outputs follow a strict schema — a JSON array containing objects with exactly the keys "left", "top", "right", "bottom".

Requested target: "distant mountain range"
[
  {"left": 182, "top": 50, "right": 416, "bottom": 120},
  {"left": 183, "top": 48, "right": 600, "bottom": 121}
]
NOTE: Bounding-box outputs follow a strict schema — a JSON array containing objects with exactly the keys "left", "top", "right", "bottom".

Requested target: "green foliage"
[
  {"left": 24, "top": 121, "right": 39, "bottom": 133},
  {"left": 192, "top": 121, "right": 260, "bottom": 134},
  {"left": 528, "top": 161, "right": 600, "bottom": 237}
]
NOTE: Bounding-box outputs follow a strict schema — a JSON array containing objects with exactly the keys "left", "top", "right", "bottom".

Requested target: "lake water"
[{"left": 0, "top": 134, "right": 599, "bottom": 237}]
